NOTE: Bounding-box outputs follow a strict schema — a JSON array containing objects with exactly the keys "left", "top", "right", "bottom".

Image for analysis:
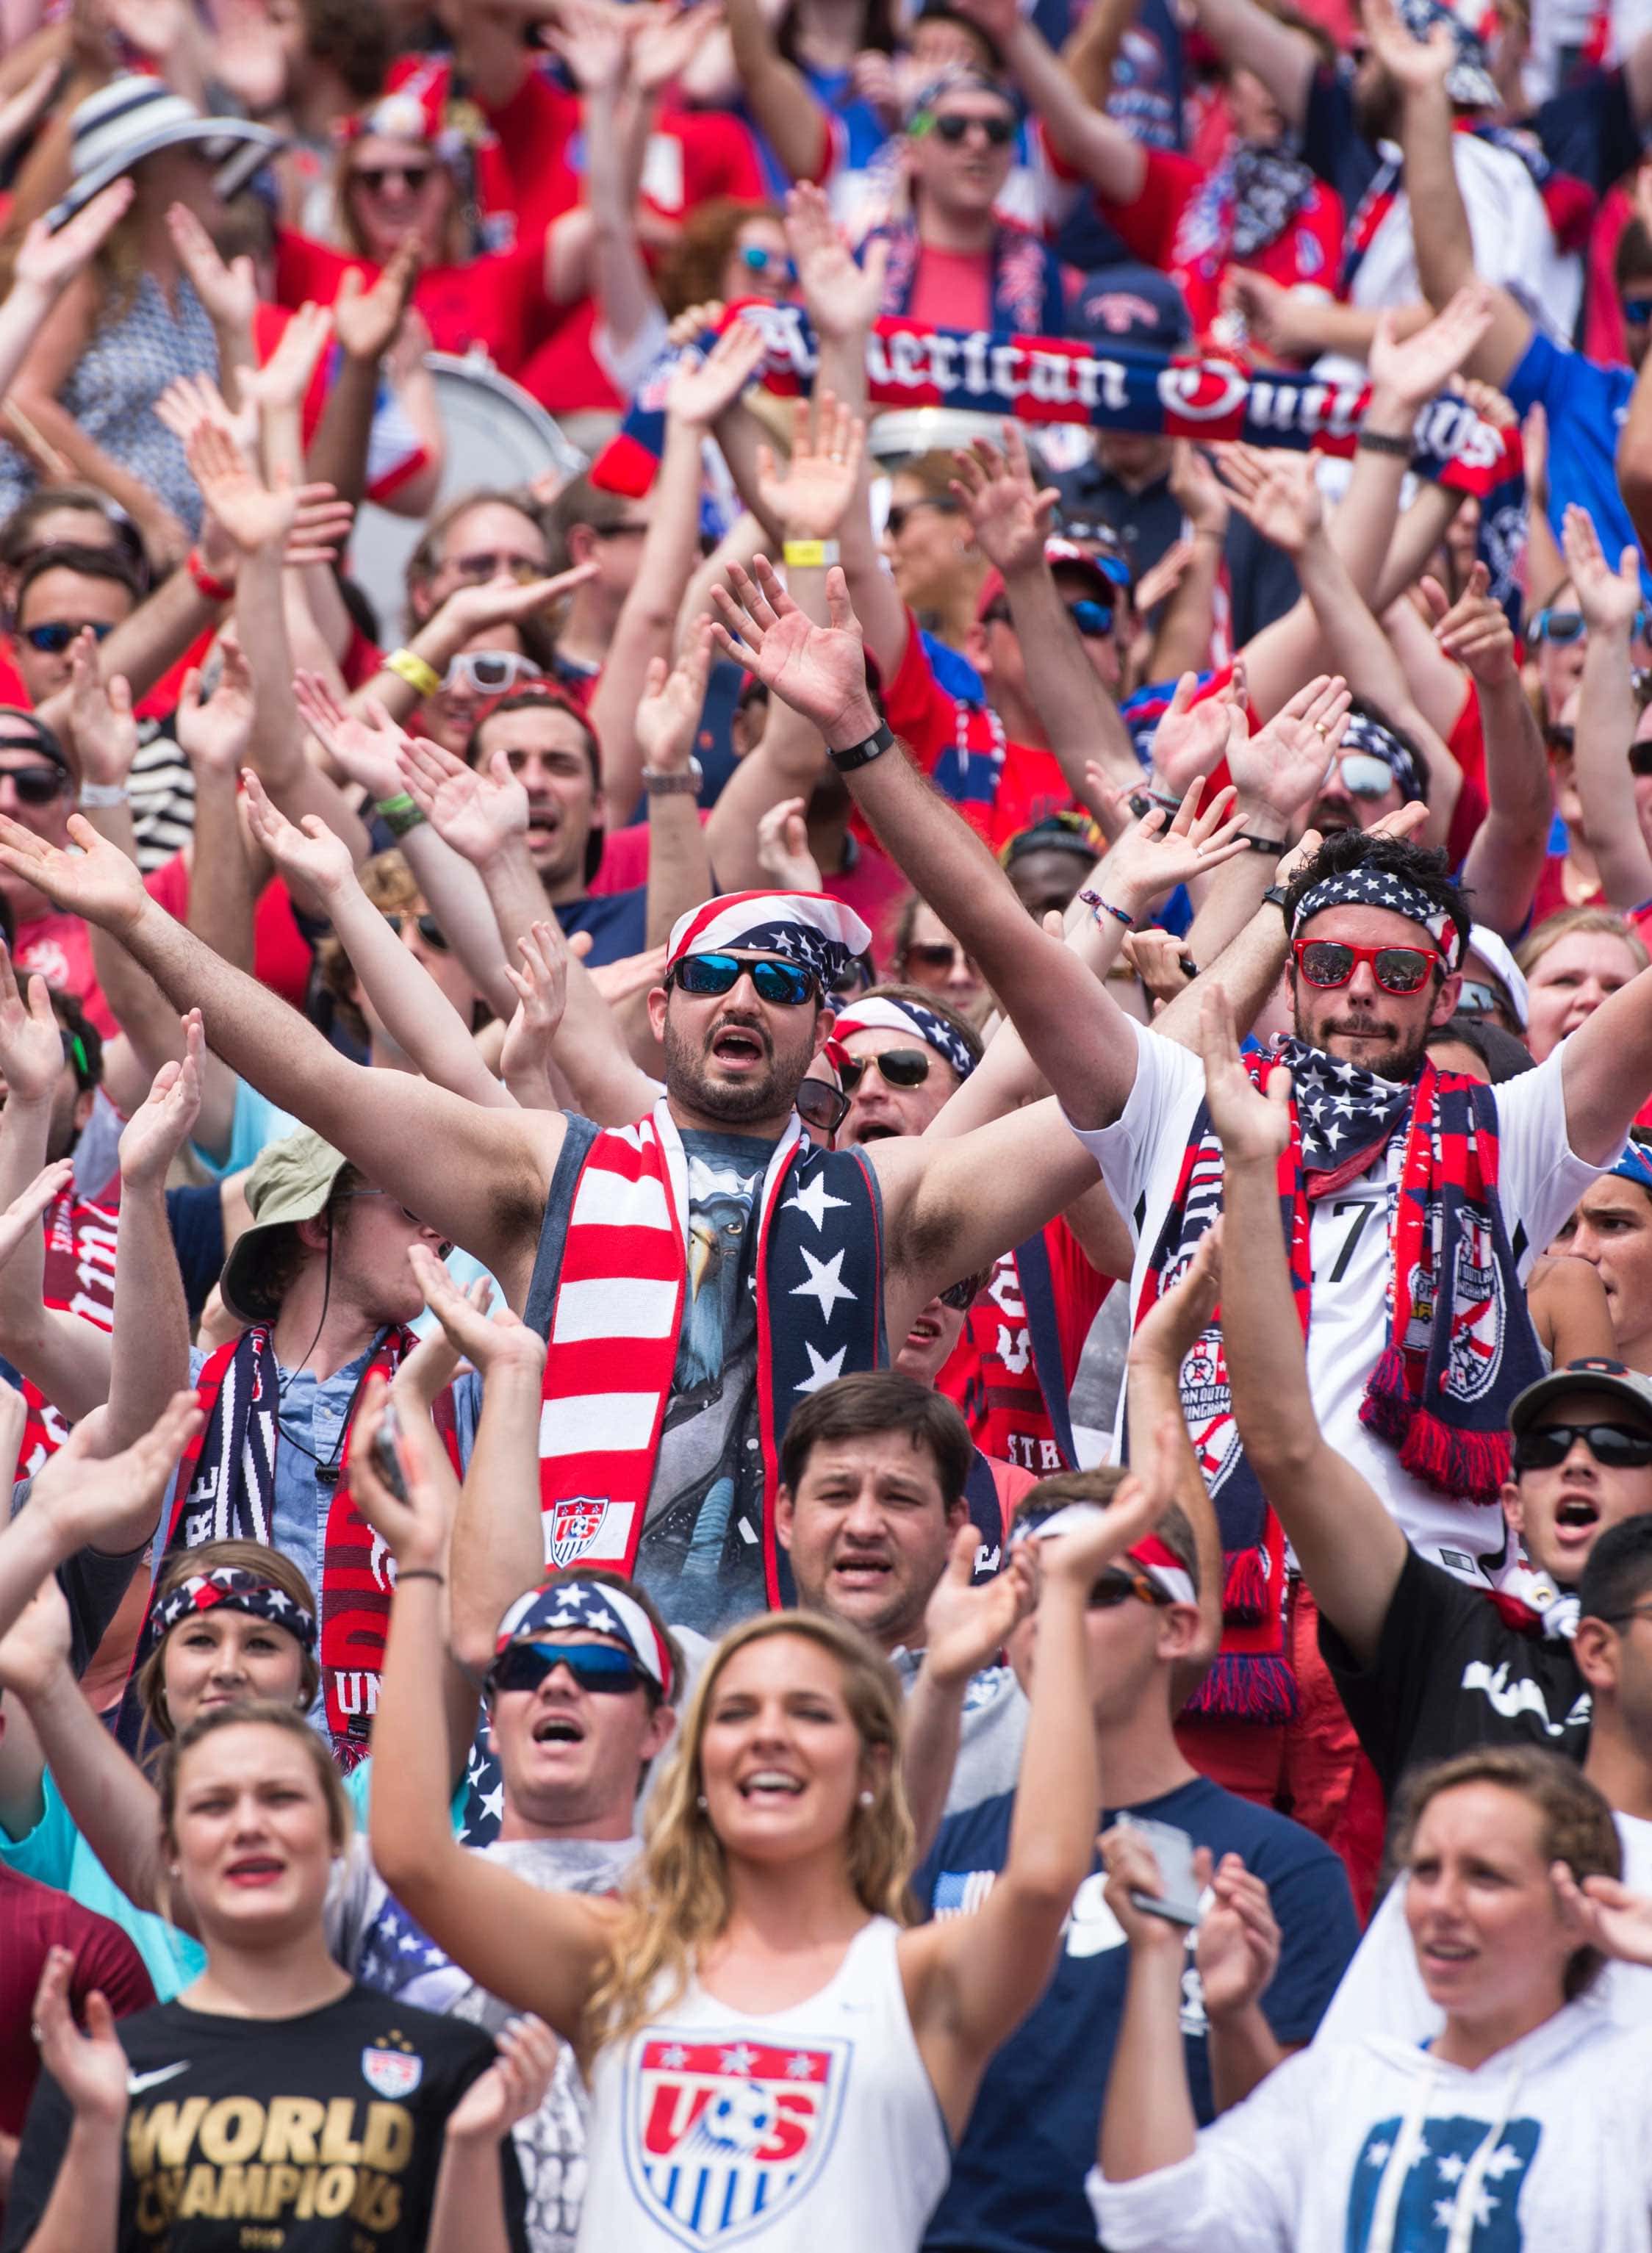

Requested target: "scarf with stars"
[
  {"left": 153, "top": 1323, "right": 457, "bottom": 1768},
  {"left": 534, "top": 1097, "right": 883, "bottom": 1598},
  {"left": 1138, "top": 1042, "right": 1539, "bottom": 1722}
]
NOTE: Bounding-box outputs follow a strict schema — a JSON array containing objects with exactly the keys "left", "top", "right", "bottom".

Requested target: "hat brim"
[
  {"left": 218, "top": 1170, "right": 344, "bottom": 1326},
  {"left": 51, "top": 118, "right": 284, "bottom": 226},
  {"left": 1509, "top": 1367, "right": 1652, "bottom": 1437}
]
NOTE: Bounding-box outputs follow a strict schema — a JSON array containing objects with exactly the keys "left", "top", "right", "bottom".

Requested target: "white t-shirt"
[
  {"left": 1087, "top": 1999, "right": 1652, "bottom": 2252},
  {"left": 1069, "top": 1025, "right": 1599, "bottom": 1586},
  {"left": 1316, "top": 1809, "right": 1652, "bottom": 2050}
]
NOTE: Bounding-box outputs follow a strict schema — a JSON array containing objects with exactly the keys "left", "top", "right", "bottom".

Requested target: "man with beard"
[{"left": 0, "top": 819, "right": 1107, "bottom": 1636}]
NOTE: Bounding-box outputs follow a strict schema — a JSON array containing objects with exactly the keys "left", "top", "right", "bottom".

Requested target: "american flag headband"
[
  {"left": 143, "top": 1569, "right": 317, "bottom": 1663},
  {"left": 491, "top": 1575, "right": 674, "bottom": 1700},
  {"left": 1289, "top": 865, "right": 1467, "bottom": 972},
  {"left": 1009, "top": 1500, "right": 1196, "bottom": 1606}
]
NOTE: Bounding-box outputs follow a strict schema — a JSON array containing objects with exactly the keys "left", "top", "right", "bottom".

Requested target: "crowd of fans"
[{"left": 9, "top": 0, "right": 1652, "bottom": 2242}]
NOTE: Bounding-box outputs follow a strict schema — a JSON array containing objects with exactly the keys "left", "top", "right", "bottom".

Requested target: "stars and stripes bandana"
[
  {"left": 830, "top": 996, "right": 977, "bottom": 1085},
  {"left": 140, "top": 1567, "right": 317, "bottom": 1664},
  {"left": 1010, "top": 1499, "right": 1196, "bottom": 1605},
  {"left": 1290, "top": 862, "right": 1469, "bottom": 971},
  {"left": 1137, "top": 1046, "right": 1539, "bottom": 1722},
  {"left": 492, "top": 1573, "right": 675, "bottom": 1699},
  {"left": 1339, "top": 712, "right": 1428, "bottom": 807},
  {"left": 666, "top": 892, "right": 872, "bottom": 995}
]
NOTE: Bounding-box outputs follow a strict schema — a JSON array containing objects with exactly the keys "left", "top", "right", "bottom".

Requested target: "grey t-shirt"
[{"left": 891, "top": 1647, "right": 1030, "bottom": 1817}]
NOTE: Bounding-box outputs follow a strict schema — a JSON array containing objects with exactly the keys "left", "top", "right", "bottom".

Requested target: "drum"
[{"left": 349, "top": 350, "right": 587, "bottom": 635}]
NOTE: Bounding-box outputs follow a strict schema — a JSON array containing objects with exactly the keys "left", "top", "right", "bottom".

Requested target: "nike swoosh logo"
[{"left": 127, "top": 2062, "right": 190, "bottom": 2094}]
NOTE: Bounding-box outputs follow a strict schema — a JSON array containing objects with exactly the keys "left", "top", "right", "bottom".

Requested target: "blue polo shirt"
[{"left": 1504, "top": 329, "right": 1652, "bottom": 603}]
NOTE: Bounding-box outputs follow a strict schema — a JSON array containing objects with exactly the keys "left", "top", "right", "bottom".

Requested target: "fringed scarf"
[
  {"left": 872, "top": 212, "right": 1068, "bottom": 340},
  {"left": 150, "top": 1323, "right": 456, "bottom": 1767},
  {"left": 1137, "top": 1043, "right": 1539, "bottom": 1722}
]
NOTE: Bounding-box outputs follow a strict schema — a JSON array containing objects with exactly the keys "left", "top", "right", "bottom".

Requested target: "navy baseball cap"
[{"left": 1070, "top": 265, "right": 1191, "bottom": 354}]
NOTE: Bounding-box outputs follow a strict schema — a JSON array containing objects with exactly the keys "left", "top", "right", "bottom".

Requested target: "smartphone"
[
  {"left": 1115, "top": 1813, "right": 1202, "bottom": 1927},
  {"left": 370, "top": 1401, "right": 410, "bottom": 1503}
]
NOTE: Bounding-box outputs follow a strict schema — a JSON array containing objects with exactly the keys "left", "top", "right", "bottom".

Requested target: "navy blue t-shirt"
[
  {"left": 556, "top": 885, "right": 648, "bottom": 967},
  {"left": 916, "top": 1774, "right": 1359, "bottom": 2253}
]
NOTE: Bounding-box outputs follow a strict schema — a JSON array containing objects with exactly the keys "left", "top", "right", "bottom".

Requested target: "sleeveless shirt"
[{"left": 577, "top": 1916, "right": 949, "bottom": 2250}]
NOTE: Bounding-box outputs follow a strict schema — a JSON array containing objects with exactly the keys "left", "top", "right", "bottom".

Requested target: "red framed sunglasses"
[{"left": 1291, "top": 937, "right": 1442, "bottom": 996}]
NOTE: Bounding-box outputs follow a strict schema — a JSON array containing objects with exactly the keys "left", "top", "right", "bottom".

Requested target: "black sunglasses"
[
  {"left": 488, "top": 1639, "right": 650, "bottom": 1696},
  {"left": 671, "top": 952, "right": 816, "bottom": 1006},
  {"left": 838, "top": 1046, "right": 932, "bottom": 1093},
  {"left": 383, "top": 910, "right": 448, "bottom": 953},
  {"left": 1088, "top": 1567, "right": 1171, "bottom": 1609},
  {"left": 1631, "top": 742, "right": 1652, "bottom": 779},
  {"left": 1512, "top": 1423, "right": 1652, "bottom": 1472},
  {"left": 353, "top": 162, "right": 436, "bottom": 193},
  {"left": 932, "top": 111, "right": 1014, "bottom": 144},
  {"left": 885, "top": 498, "right": 960, "bottom": 539},
  {"left": 797, "top": 1077, "right": 851, "bottom": 1135},
  {"left": 0, "top": 762, "right": 69, "bottom": 805}
]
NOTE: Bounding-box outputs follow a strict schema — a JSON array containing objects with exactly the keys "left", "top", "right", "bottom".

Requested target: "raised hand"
[
  {"left": 1168, "top": 439, "right": 1229, "bottom": 540},
  {"left": 286, "top": 483, "right": 356, "bottom": 571},
  {"left": 1035, "top": 1412, "right": 1179, "bottom": 1595},
  {"left": 1215, "top": 443, "right": 1323, "bottom": 556},
  {"left": 167, "top": 201, "right": 259, "bottom": 334},
  {"left": 628, "top": 0, "right": 725, "bottom": 96},
  {"left": 409, "top": 1240, "right": 547, "bottom": 1381},
  {"left": 0, "top": 811, "right": 150, "bottom": 935},
  {"left": 635, "top": 620, "right": 714, "bottom": 775},
  {"left": 755, "top": 390, "right": 865, "bottom": 542},
  {"left": 332, "top": 243, "right": 421, "bottom": 364},
  {"left": 501, "top": 921, "right": 577, "bottom": 1104},
  {"left": 118, "top": 1018, "right": 204, "bottom": 1187},
  {"left": 12, "top": 179, "right": 134, "bottom": 295},
  {"left": 1193, "top": 1850, "right": 1281, "bottom": 2018},
  {"left": 666, "top": 318, "right": 769, "bottom": 431},
  {"left": 156, "top": 369, "right": 256, "bottom": 462},
  {"left": 544, "top": 0, "right": 630, "bottom": 94},
  {"left": 445, "top": 2016, "right": 559, "bottom": 2144},
  {"left": 709, "top": 558, "right": 875, "bottom": 751},
  {"left": 0, "top": 941, "right": 73, "bottom": 1104},
  {"left": 347, "top": 1370, "right": 450, "bottom": 1573},
  {"left": 1121, "top": 927, "right": 1195, "bottom": 1008},
  {"left": 1199, "top": 988, "right": 1290, "bottom": 1163},
  {"left": 755, "top": 797, "right": 825, "bottom": 890},
  {"left": 1362, "top": 0, "right": 1454, "bottom": 93},
  {"left": 240, "top": 299, "right": 334, "bottom": 417},
  {"left": 784, "top": 180, "right": 888, "bottom": 342},
  {"left": 0, "top": 1159, "right": 74, "bottom": 1274},
  {"left": 434, "top": 565, "right": 599, "bottom": 645},
  {"left": 1367, "top": 284, "right": 1495, "bottom": 414},
  {"left": 398, "top": 733, "right": 528, "bottom": 868},
  {"left": 590, "top": 942, "right": 668, "bottom": 1010},
  {"left": 185, "top": 423, "right": 295, "bottom": 555},
  {"left": 176, "top": 641, "right": 255, "bottom": 778},
  {"left": 65, "top": 633, "right": 137, "bottom": 789},
  {"left": 1085, "top": 777, "right": 1248, "bottom": 921},
  {"left": 1221, "top": 268, "right": 1319, "bottom": 362},
  {"left": 1562, "top": 504, "right": 1643, "bottom": 638},
  {"left": 0, "top": 1574, "right": 73, "bottom": 1703},
  {"left": 28, "top": 1949, "right": 129, "bottom": 2129},
  {"left": 922, "top": 1519, "right": 1038, "bottom": 1692},
  {"left": 241, "top": 771, "right": 356, "bottom": 904},
  {"left": 1099, "top": 1821, "right": 1190, "bottom": 1954},
  {"left": 28, "top": 1387, "right": 205, "bottom": 1561},
  {"left": 292, "top": 675, "right": 408, "bottom": 801},
  {"left": 1423, "top": 559, "right": 1515, "bottom": 683},
  {"left": 1551, "top": 1862, "right": 1652, "bottom": 1968},
  {"left": 1227, "top": 672, "right": 1350, "bottom": 828},
  {"left": 949, "top": 423, "right": 1059, "bottom": 579},
  {"left": 1149, "top": 665, "right": 1249, "bottom": 801},
  {"left": 1131, "top": 1218, "right": 1222, "bottom": 1368}
]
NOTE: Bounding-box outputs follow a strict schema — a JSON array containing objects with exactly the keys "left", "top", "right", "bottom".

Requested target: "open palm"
[{"left": 710, "top": 559, "right": 872, "bottom": 743}]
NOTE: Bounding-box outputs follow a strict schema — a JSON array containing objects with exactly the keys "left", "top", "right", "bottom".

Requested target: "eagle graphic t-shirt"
[
  {"left": 635, "top": 1132, "right": 772, "bottom": 1640},
  {"left": 1, "top": 1984, "right": 528, "bottom": 2253}
]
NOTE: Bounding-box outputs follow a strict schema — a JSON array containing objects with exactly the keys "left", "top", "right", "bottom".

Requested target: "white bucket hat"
[{"left": 49, "top": 73, "right": 284, "bottom": 227}]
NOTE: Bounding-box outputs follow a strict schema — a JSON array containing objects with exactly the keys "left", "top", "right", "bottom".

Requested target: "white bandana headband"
[
  {"left": 1009, "top": 1499, "right": 1196, "bottom": 1606},
  {"left": 833, "top": 996, "right": 978, "bottom": 1082}
]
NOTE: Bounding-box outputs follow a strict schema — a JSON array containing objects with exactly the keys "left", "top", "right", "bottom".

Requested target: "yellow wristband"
[
  {"left": 385, "top": 647, "right": 442, "bottom": 700},
  {"left": 783, "top": 539, "right": 840, "bottom": 569}
]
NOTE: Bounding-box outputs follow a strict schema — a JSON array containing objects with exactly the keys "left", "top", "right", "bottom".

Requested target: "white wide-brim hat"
[{"left": 49, "top": 73, "right": 284, "bottom": 226}]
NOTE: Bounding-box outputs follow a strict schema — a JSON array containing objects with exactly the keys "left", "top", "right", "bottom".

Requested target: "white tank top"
[{"left": 576, "top": 1915, "right": 950, "bottom": 2252}]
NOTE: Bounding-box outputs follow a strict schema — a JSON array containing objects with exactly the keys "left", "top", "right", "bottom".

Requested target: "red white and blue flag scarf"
[{"left": 1138, "top": 1046, "right": 1540, "bottom": 1722}]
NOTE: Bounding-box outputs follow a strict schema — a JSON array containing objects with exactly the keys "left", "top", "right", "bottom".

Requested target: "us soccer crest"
[
  {"left": 624, "top": 2032, "right": 850, "bottom": 2246},
  {"left": 1446, "top": 1214, "right": 1504, "bottom": 1404},
  {"left": 547, "top": 1496, "right": 608, "bottom": 1567},
  {"left": 361, "top": 2044, "right": 423, "bottom": 2098}
]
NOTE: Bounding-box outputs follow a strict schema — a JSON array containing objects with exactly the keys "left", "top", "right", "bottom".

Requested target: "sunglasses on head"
[
  {"left": 489, "top": 1639, "right": 650, "bottom": 1696},
  {"left": 450, "top": 552, "right": 542, "bottom": 584},
  {"left": 885, "top": 498, "right": 960, "bottom": 539},
  {"left": 1456, "top": 980, "right": 1507, "bottom": 1019},
  {"left": 383, "top": 910, "right": 448, "bottom": 952},
  {"left": 796, "top": 1076, "right": 851, "bottom": 1135},
  {"left": 0, "top": 761, "right": 69, "bottom": 805},
  {"left": 1292, "top": 937, "right": 1440, "bottom": 996},
  {"left": 21, "top": 620, "right": 113, "bottom": 654},
  {"left": 1512, "top": 1422, "right": 1652, "bottom": 1471},
  {"left": 738, "top": 244, "right": 796, "bottom": 282},
  {"left": 1088, "top": 1566, "right": 1171, "bottom": 1610},
  {"left": 445, "top": 650, "right": 544, "bottom": 697},
  {"left": 353, "top": 161, "right": 436, "bottom": 193},
  {"left": 931, "top": 109, "right": 1014, "bottom": 143},
  {"left": 838, "top": 1046, "right": 932, "bottom": 1093},
  {"left": 671, "top": 952, "right": 816, "bottom": 1005}
]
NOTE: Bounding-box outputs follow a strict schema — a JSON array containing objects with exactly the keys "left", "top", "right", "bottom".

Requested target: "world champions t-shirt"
[{"left": 1, "top": 1984, "right": 528, "bottom": 2253}]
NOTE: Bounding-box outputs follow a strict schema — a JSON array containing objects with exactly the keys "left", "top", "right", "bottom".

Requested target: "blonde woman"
[
  {"left": 1515, "top": 906, "right": 1651, "bottom": 1063},
  {"left": 356, "top": 1373, "right": 1175, "bottom": 2252}
]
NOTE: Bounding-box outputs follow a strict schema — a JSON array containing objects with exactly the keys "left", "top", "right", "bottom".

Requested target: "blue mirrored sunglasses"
[{"left": 671, "top": 952, "right": 816, "bottom": 1005}]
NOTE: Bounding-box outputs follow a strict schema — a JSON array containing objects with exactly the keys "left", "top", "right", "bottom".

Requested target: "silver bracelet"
[
  {"left": 642, "top": 758, "right": 703, "bottom": 797},
  {"left": 77, "top": 782, "right": 129, "bottom": 809}
]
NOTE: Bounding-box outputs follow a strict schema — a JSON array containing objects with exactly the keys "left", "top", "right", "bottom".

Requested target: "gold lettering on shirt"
[{"left": 125, "top": 2094, "right": 416, "bottom": 2240}]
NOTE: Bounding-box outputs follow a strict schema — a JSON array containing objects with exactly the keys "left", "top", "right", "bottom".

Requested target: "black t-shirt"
[
  {"left": 1, "top": 1983, "right": 528, "bottom": 2253},
  {"left": 1318, "top": 1545, "right": 1592, "bottom": 1798}
]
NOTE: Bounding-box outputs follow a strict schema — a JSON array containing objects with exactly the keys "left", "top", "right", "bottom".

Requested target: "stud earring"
[
  {"left": 697, "top": 1794, "right": 708, "bottom": 1811},
  {"left": 858, "top": 1790, "right": 874, "bottom": 1808}
]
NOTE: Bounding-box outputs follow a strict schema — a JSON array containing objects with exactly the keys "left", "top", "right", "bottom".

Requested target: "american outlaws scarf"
[
  {"left": 535, "top": 1097, "right": 882, "bottom": 1603},
  {"left": 590, "top": 301, "right": 1512, "bottom": 502},
  {"left": 872, "top": 212, "right": 1067, "bottom": 341},
  {"left": 154, "top": 1323, "right": 456, "bottom": 1766},
  {"left": 15, "top": 1190, "right": 120, "bottom": 1475},
  {"left": 1138, "top": 1044, "right": 1540, "bottom": 1722}
]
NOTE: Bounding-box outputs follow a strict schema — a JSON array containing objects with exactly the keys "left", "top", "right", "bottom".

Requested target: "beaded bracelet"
[{"left": 1080, "top": 888, "right": 1135, "bottom": 928}]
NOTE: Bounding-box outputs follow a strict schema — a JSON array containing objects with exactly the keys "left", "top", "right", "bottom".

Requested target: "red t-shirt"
[
  {"left": 0, "top": 1861, "right": 154, "bottom": 2157},
  {"left": 880, "top": 617, "right": 1076, "bottom": 850},
  {"left": 1528, "top": 854, "right": 1603, "bottom": 930},
  {"left": 145, "top": 853, "right": 314, "bottom": 1013},
  {"left": 903, "top": 243, "right": 994, "bottom": 333},
  {"left": 939, "top": 1218, "right": 1113, "bottom": 1473},
  {"left": 274, "top": 229, "right": 546, "bottom": 381}
]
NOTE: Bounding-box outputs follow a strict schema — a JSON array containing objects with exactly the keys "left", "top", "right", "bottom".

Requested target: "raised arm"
[
  {"left": 1125, "top": 1229, "right": 1224, "bottom": 1697},
  {"left": 0, "top": 182, "right": 133, "bottom": 410},
  {"left": 1202, "top": 991, "right": 1406, "bottom": 1665},
  {"left": 104, "top": 1040, "right": 198, "bottom": 1454},
  {"left": 635, "top": 624, "right": 716, "bottom": 949},
  {"left": 1434, "top": 566, "right": 1550, "bottom": 935},
  {"left": 723, "top": 0, "right": 834, "bottom": 184},
  {"left": 1185, "top": 0, "right": 1317, "bottom": 128},
  {"left": 0, "top": 819, "right": 563, "bottom": 1301},
  {"left": 1561, "top": 506, "right": 1652, "bottom": 911}
]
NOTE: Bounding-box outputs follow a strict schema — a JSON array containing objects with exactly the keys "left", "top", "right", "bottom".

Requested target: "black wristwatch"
[
  {"left": 1263, "top": 882, "right": 1291, "bottom": 914},
  {"left": 827, "top": 722, "right": 895, "bottom": 772}
]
